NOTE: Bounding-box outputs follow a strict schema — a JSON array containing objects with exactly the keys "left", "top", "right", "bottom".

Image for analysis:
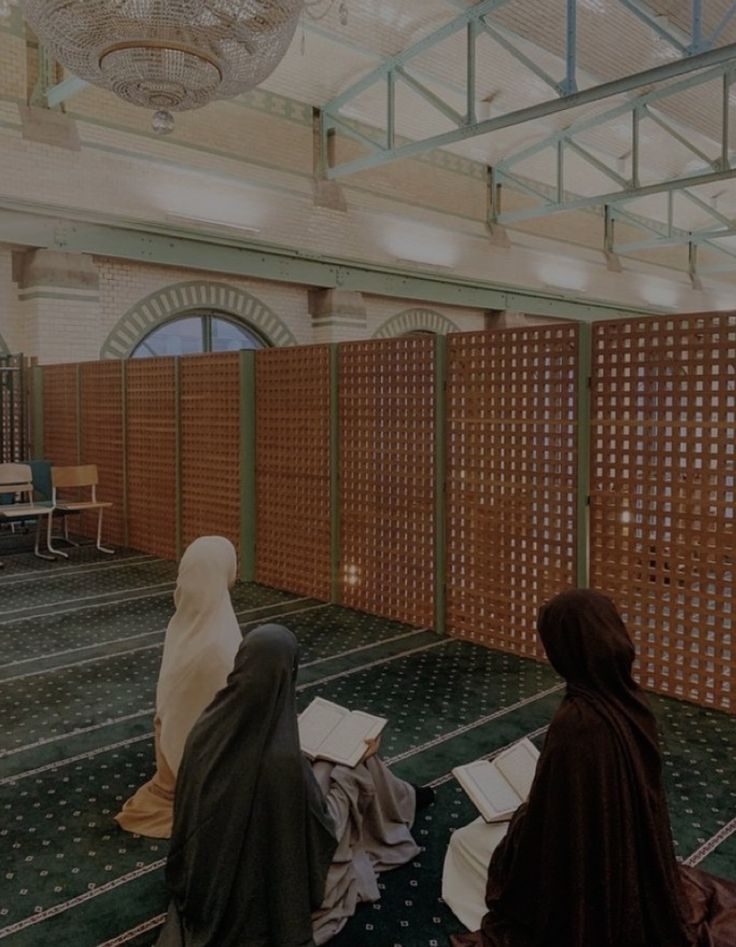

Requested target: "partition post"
[
  {"left": 121, "top": 359, "right": 129, "bottom": 548},
  {"left": 434, "top": 334, "right": 448, "bottom": 635},
  {"left": 239, "top": 349, "right": 256, "bottom": 581},
  {"left": 330, "top": 343, "right": 341, "bottom": 603},
  {"left": 75, "top": 363, "right": 82, "bottom": 464},
  {"left": 174, "top": 357, "right": 182, "bottom": 560},
  {"left": 31, "top": 364, "right": 44, "bottom": 459},
  {"left": 576, "top": 322, "right": 592, "bottom": 588}
]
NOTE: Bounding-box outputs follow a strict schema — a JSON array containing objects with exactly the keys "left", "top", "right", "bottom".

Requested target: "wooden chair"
[
  {"left": 50, "top": 464, "right": 114, "bottom": 557},
  {"left": 0, "top": 462, "right": 56, "bottom": 564}
]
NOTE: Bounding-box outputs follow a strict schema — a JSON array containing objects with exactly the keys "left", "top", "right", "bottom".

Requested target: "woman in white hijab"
[{"left": 115, "top": 536, "right": 241, "bottom": 839}]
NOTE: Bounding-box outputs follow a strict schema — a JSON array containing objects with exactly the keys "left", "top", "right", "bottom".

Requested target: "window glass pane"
[
  {"left": 132, "top": 317, "right": 203, "bottom": 358},
  {"left": 210, "top": 317, "right": 263, "bottom": 352}
]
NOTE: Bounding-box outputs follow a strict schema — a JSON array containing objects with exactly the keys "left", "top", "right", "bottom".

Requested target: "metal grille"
[
  {"left": 180, "top": 353, "right": 241, "bottom": 555},
  {"left": 126, "top": 358, "right": 177, "bottom": 560},
  {"left": 42, "top": 364, "right": 79, "bottom": 467},
  {"left": 78, "top": 361, "right": 126, "bottom": 546},
  {"left": 445, "top": 326, "right": 579, "bottom": 658},
  {"left": 339, "top": 336, "right": 435, "bottom": 627},
  {"left": 255, "top": 345, "right": 332, "bottom": 600},
  {"left": 591, "top": 313, "right": 736, "bottom": 712},
  {"left": 0, "top": 354, "right": 27, "bottom": 464}
]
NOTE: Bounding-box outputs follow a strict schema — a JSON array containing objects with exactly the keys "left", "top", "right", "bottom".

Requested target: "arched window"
[{"left": 131, "top": 311, "right": 267, "bottom": 358}]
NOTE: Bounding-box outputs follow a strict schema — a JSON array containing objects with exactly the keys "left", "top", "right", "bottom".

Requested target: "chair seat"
[
  {"left": 54, "top": 501, "right": 112, "bottom": 511},
  {"left": 0, "top": 502, "right": 54, "bottom": 518}
]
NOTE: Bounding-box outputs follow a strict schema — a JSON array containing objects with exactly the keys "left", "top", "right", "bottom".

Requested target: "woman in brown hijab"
[{"left": 449, "top": 588, "right": 736, "bottom": 947}]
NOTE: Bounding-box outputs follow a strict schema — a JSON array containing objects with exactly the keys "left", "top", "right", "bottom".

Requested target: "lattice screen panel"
[
  {"left": 42, "top": 364, "right": 78, "bottom": 466},
  {"left": 180, "top": 353, "right": 241, "bottom": 555},
  {"left": 0, "top": 355, "right": 27, "bottom": 464},
  {"left": 126, "top": 359, "right": 177, "bottom": 560},
  {"left": 255, "top": 346, "right": 331, "bottom": 600},
  {"left": 339, "top": 337, "right": 435, "bottom": 627},
  {"left": 78, "top": 361, "right": 126, "bottom": 546},
  {"left": 591, "top": 313, "right": 735, "bottom": 712},
  {"left": 446, "top": 326, "right": 579, "bottom": 657}
]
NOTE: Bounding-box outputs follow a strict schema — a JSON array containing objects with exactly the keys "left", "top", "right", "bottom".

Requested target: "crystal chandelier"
[{"left": 16, "top": 1, "right": 305, "bottom": 133}]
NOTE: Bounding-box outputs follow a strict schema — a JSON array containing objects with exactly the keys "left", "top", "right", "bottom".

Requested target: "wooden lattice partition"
[
  {"left": 0, "top": 354, "right": 27, "bottom": 464},
  {"left": 339, "top": 336, "right": 435, "bottom": 627},
  {"left": 180, "top": 353, "right": 241, "bottom": 555},
  {"left": 78, "top": 361, "right": 126, "bottom": 546},
  {"left": 445, "top": 326, "right": 579, "bottom": 658},
  {"left": 591, "top": 313, "right": 735, "bottom": 711},
  {"left": 126, "top": 359, "right": 177, "bottom": 560},
  {"left": 42, "top": 363, "right": 78, "bottom": 466},
  {"left": 255, "top": 346, "right": 331, "bottom": 600}
]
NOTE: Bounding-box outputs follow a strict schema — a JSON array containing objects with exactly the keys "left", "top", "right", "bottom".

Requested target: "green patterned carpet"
[{"left": 0, "top": 541, "right": 734, "bottom": 946}]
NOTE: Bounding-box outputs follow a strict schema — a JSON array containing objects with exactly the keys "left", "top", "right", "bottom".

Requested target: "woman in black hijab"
[
  {"left": 450, "top": 589, "right": 736, "bottom": 947},
  {"left": 156, "top": 622, "right": 420, "bottom": 947}
]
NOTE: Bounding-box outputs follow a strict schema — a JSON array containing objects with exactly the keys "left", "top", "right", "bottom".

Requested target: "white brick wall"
[
  {"left": 0, "top": 249, "right": 26, "bottom": 354},
  {"left": 1, "top": 26, "right": 733, "bottom": 365}
]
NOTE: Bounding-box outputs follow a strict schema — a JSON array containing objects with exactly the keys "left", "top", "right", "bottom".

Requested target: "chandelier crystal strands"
[{"left": 16, "top": 1, "right": 305, "bottom": 134}]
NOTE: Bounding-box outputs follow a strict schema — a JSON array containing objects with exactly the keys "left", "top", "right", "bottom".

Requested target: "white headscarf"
[{"left": 156, "top": 536, "right": 241, "bottom": 774}]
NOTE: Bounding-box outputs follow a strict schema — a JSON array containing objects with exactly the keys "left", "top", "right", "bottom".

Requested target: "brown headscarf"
[{"left": 453, "top": 589, "right": 723, "bottom": 947}]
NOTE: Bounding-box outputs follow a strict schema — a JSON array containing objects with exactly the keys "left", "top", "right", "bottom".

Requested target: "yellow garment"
[{"left": 114, "top": 716, "right": 175, "bottom": 838}]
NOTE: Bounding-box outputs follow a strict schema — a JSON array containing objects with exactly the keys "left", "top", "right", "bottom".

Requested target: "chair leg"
[
  {"left": 34, "top": 516, "right": 57, "bottom": 561},
  {"left": 62, "top": 516, "right": 80, "bottom": 548},
  {"left": 96, "top": 508, "right": 114, "bottom": 555},
  {"left": 46, "top": 513, "right": 69, "bottom": 559}
]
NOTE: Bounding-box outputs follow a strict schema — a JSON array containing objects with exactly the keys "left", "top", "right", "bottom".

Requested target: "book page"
[
  {"left": 495, "top": 738, "right": 539, "bottom": 800},
  {"left": 298, "top": 698, "right": 348, "bottom": 758},
  {"left": 317, "top": 710, "right": 387, "bottom": 768},
  {"left": 453, "top": 760, "right": 523, "bottom": 822}
]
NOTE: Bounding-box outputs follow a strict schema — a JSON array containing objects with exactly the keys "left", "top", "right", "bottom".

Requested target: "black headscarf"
[
  {"left": 157, "top": 624, "right": 338, "bottom": 947},
  {"left": 479, "top": 589, "right": 693, "bottom": 947}
]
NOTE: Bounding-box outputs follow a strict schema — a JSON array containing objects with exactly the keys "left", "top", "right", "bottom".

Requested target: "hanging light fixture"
[{"left": 16, "top": 1, "right": 305, "bottom": 133}]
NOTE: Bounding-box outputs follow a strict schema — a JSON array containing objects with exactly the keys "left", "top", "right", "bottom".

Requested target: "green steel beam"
[
  {"left": 497, "top": 62, "right": 731, "bottom": 171},
  {"left": 239, "top": 350, "right": 257, "bottom": 582},
  {"left": 0, "top": 205, "right": 662, "bottom": 323},
  {"left": 325, "top": 41, "right": 736, "bottom": 179},
  {"left": 709, "top": 1, "right": 736, "bottom": 47},
  {"left": 329, "top": 344, "right": 341, "bottom": 604},
  {"left": 324, "top": 0, "right": 514, "bottom": 113},
  {"left": 614, "top": 224, "right": 736, "bottom": 253},
  {"left": 575, "top": 323, "right": 592, "bottom": 589},
  {"left": 615, "top": 0, "right": 688, "bottom": 54},
  {"left": 496, "top": 164, "right": 736, "bottom": 225},
  {"left": 434, "top": 335, "right": 448, "bottom": 635}
]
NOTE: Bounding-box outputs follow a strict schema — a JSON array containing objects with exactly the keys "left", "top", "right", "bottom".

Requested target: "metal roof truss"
[{"left": 320, "top": 0, "right": 736, "bottom": 269}]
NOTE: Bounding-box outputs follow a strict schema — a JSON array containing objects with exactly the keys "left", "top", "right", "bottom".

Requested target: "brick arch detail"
[
  {"left": 372, "top": 307, "right": 460, "bottom": 339},
  {"left": 100, "top": 280, "right": 297, "bottom": 358}
]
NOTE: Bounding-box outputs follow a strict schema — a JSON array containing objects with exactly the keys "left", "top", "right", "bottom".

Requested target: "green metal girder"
[
  {"left": 0, "top": 204, "right": 662, "bottom": 323},
  {"left": 324, "top": 39, "right": 736, "bottom": 179}
]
